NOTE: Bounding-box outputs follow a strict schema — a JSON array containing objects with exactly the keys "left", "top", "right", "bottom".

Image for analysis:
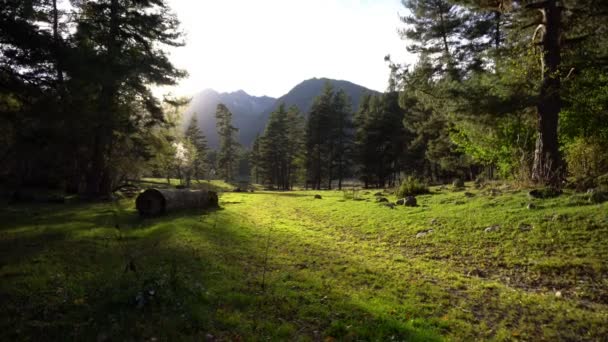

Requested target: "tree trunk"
[{"left": 532, "top": 0, "right": 562, "bottom": 185}]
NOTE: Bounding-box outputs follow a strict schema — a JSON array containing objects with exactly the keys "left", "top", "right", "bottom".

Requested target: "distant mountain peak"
[{"left": 186, "top": 78, "right": 378, "bottom": 148}]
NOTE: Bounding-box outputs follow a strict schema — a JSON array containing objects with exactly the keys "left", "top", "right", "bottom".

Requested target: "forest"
[
  {"left": 1, "top": 0, "right": 607, "bottom": 340},
  {"left": 2, "top": 0, "right": 608, "bottom": 194}
]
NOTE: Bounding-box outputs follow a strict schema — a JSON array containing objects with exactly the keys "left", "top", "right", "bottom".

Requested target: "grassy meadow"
[{"left": 1, "top": 183, "right": 607, "bottom": 341}]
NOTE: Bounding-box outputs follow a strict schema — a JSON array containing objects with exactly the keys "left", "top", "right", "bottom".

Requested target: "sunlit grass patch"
[{"left": 1, "top": 185, "right": 607, "bottom": 340}]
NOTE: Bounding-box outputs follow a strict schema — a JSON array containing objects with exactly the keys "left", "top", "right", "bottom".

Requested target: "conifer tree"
[
  {"left": 215, "top": 104, "right": 239, "bottom": 181},
  {"left": 185, "top": 115, "right": 208, "bottom": 181}
]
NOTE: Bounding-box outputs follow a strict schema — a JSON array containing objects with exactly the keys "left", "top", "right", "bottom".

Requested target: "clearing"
[{"left": 1, "top": 185, "right": 607, "bottom": 341}]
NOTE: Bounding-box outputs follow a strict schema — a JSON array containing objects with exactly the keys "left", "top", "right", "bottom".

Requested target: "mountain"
[
  {"left": 184, "top": 89, "right": 276, "bottom": 148},
  {"left": 265, "top": 77, "right": 377, "bottom": 117},
  {"left": 185, "top": 78, "right": 378, "bottom": 148}
]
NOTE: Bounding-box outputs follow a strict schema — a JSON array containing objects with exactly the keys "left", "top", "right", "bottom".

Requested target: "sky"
[{"left": 161, "top": 0, "right": 416, "bottom": 98}]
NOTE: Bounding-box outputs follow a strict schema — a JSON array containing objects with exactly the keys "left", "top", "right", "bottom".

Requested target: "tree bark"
[{"left": 532, "top": 0, "right": 562, "bottom": 185}]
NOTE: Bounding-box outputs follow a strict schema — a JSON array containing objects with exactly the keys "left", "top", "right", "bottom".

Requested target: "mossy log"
[{"left": 136, "top": 188, "right": 218, "bottom": 216}]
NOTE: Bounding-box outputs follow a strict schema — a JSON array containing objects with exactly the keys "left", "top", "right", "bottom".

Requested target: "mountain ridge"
[{"left": 185, "top": 77, "right": 379, "bottom": 148}]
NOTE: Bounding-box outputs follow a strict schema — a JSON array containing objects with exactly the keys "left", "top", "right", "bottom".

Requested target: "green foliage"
[
  {"left": 0, "top": 0, "right": 186, "bottom": 196},
  {"left": 185, "top": 115, "right": 209, "bottom": 181},
  {"left": 257, "top": 104, "right": 304, "bottom": 189},
  {"left": 305, "top": 82, "right": 355, "bottom": 189},
  {"left": 397, "top": 176, "right": 430, "bottom": 197},
  {"left": 215, "top": 104, "right": 239, "bottom": 181},
  {"left": 564, "top": 137, "right": 608, "bottom": 188}
]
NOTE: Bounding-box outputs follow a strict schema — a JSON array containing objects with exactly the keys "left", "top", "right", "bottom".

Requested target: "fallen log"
[{"left": 135, "top": 188, "right": 218, "bottom": 216}]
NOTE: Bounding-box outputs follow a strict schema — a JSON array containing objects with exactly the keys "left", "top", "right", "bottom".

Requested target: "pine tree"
[
  {"left": 250, "top": 134, "right": 262, "bottom": 184},
  {"left": 185, "top": 115, "right": 208, "bottom": 181},
  {"left": 257, "top": 104, "right": 304, "bottom": 190},
  {"left": 330, "top": 89, "right": 354, "bottom": 190},
  {"left": 305, "top": 82, "right": 334, "bottom": 189},
  {"left": 215, "top": 103, "right": 239, "bottom": 181}
]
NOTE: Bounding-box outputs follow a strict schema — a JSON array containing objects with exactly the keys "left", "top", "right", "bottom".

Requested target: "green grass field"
[{"left": 1, "top": 185, "right": 607, "bottom": 341}]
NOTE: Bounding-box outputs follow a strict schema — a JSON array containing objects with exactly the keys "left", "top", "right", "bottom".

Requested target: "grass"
[{"left": 1, "top": 184, "right": 607, "bottom": 340}]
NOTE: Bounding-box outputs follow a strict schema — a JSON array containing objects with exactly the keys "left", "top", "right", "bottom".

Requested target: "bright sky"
[{"left": 162, "top": 0, "right": 415, "bottom": 98}]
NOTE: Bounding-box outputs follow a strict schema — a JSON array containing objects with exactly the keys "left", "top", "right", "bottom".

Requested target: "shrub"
[
  {"left": 564, "top": 138, "right": 608, "bottom": 189},
  {"left": 396, "top": 177, "right": 429, "bottom": 197}
]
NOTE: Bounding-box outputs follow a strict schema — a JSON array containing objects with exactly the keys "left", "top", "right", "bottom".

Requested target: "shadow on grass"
[{"left": 0, "top": 201, "right": 442, "bottom": 341}]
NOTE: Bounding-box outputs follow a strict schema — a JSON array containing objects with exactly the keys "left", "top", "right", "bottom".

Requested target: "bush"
[
  {"left": 565, "top": 138, "right": 608, "bottom": 189},
  {"left": 452, "top": 178, "right": 465, "bottom": 190},
  {"left": 396, "top": 177, "right": 429, "bottom": 197}
]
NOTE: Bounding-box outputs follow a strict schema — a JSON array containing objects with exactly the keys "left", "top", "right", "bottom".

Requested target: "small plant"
[{"left": 396, "top": 176, "right": 429, "bottom": 198}]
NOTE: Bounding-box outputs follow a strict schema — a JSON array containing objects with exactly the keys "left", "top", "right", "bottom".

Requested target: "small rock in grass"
[
  {"left": 552, "top": 213, "right": 566, "bottom": 221},
  {"left": 430, "top": 218, "right": 438, "bottom": 225},
  {"left": 314, "top": 194, "right": 322, "bottom": 199},
  {"left": 484, "top": 225, "right": 500, "bottom": 233},
  {"left": 467, "top": 268, "right": 486, "bottom": 278},
  {"left": 416, "top": 229, "right": 434, "bottom": 238},
  {"left": 519, "top": 223, "right": 533, "bottom": 232},
  {"left": 377, "top": 197, "right": 389, "bottom": 203},
  {"left": 464, "top": 192, "right": 475, "bottom": 198},
  {"left": 527, "top": 203, "right": 537, "bottom": 210},
  {"left": 383, "top": 203, "right": 395, "bottom": 209},
  {"left": 396, "top": 198, "right": 405, "bottom": 205},
  {"left": 555, "top": 291, "right": 562, "bottom": 298},
  {"left": 404, "top": 196, "right": 417, "bottom": 207},
  {"left": 374, "top": 192, "right": 383, "bottom": 196},
  {"left": 487, "top": 188, "right": 501, "bottom": 196}
]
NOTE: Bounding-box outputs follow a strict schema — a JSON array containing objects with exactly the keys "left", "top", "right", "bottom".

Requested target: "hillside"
[
  {"left": 185, "top": 78, "right": 378, "bottom": 148},
  {"left": 184, "top": 89, "right": 276, "bottom": 148}
]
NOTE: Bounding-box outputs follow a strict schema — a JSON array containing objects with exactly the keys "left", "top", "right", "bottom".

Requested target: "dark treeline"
[
  {"left": 1, "top": 0, "right": 188, "bottom": 197},
  {"left": 3, "top": 0, "right": 608, "bottom": 195}
]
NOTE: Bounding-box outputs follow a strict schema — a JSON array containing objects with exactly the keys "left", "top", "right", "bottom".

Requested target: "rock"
[
  {"left": 416, "top": 229, "right": 434, "bottom": 238},
  {"left": 314, "top": 194, "right": 322, "bottom": 199},
  {"left": 430, "top": 218, "right": 438, "bottom": 225},
  {"left": 555, "top": 291, "right": 562, "bottom": 298},
  {"left": 487, "top": 188, "right": 501, "bottom": 196},
  {"left": 484, "top": 225, "right": 500, "bottom": 233},
  {"left": 233, "top": 187, "right": 242, "bottom": 192},
  {"left": 452, "top": 178, "right": 465, "bottom": 189},
  {"left": 527, "top": 203, "right": 537, "bottom": 210},
  {"left": 528, "top": 187, "right": 562, "bottom": 199},
  {"left": 396, "top": 198, "right": 406, "bottom": 205},
  {"left": 374, "top": 192, "right": 383, "bottom": 196},
  {"left": 383, "top": 203, "right": 396, "bottom": 209},
  {"left": 404, "top": 196, "right": 417, "bottom": 207},
  {"left": 519, "top": 223, "right": 533, "bottom": 232},
  {"left": 464, "top": 192, "right": 475, "bottom": 198},
  {"left": 249, "top": 189, "right": 255, "bottom": 193},
  {"left": 377, "top": 197, "right": 389, "bottom": 203}
]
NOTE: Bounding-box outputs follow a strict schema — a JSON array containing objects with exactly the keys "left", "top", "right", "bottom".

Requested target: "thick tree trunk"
[
  {"left": 85, "top": 0, "right": 119, "bottom": 198},
  {"left": 532, "top": 0, "right": 562, "bottom": 185}
]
